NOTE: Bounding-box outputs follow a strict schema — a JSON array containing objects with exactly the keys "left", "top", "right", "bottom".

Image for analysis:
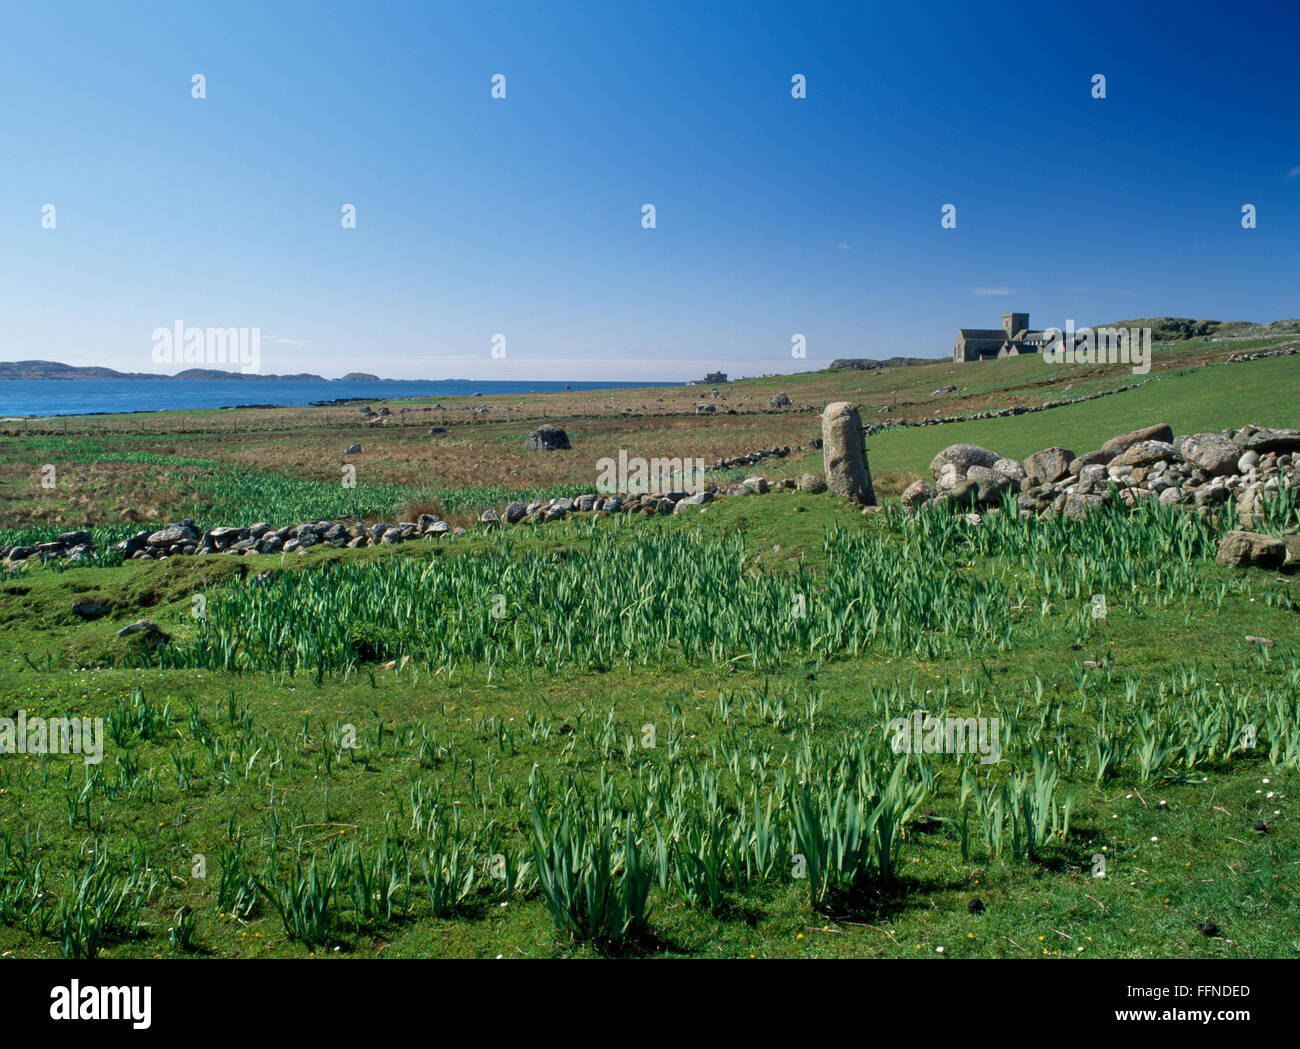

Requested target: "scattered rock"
[
  {"left": 1216, "top": 530, "right": 1286, "bottom": 569},
  {"left": 524, "top": 425, "right": 570, "bottom": 451},
  {"left": 117, "top": 620, "right": 167, "bottom": 641}
]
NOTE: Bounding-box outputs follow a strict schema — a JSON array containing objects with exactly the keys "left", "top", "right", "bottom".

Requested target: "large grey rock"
[
  {"left": 1023, "top": 447, "right": 1076, "bottom": 486},
  {"left": 769, "top": 393, "right": 792, "bottom": 409},
  {"left": 929, "top": 443, "right": 1000, "bottom": 481},
  {"left": 72, "top": 598, "right": 110, "bottom": 620},
  {"left": 993, "top": 458, "right": 1027, "bottom": 484},
  {"left": 965, "top": 465, "right": 1001, "bottom": 485},
  {"left": 1063, "top": 491, "right": 1105, "bottom": 521},
  {"left": 934, "top": 462, "right": 962, "bottom": 491},
  {"left": 1071, "top": 449, "right": 1118, "bottom": 474},
  {"left": 117, "top": 620, "right": 165, "bottom": 640},
  {"left": 797, "top": 472, "right": 827, "bottom": 494},
  {"left": 504, "top": 502, "right": 528, "bottom": 524},
  {"left": 1176, "top": 433, "right": 1242, "bottom": 478},
  {"left": 205, "top": 526, "right": 243, "bottom": 547},
  {"left": 821, "top": 402, "right": 876, "bottom": 505},
  {"left": 901, "top": 479, "right": 933, "bottom": 510},
  {"left": 524, "top": 425, "right": 570, "bottom": 451},
  {"left": 1112, "top": 440, "right": 1175, "bottom": 469},
  {"left": 1216, "top": 530, "right": 1286, "bottom": 569},
  {"left": 1232, "top": 427, "right": 1300, "bottom": 454},
  {"left": 1101, "top": 423, "right": 1174, "bottom": 454},
  {"left": 147, "top": 524, "right": 196, "bottom": 546}
]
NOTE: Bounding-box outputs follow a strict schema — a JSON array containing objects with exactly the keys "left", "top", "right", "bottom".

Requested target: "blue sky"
[{"left": 2, "top": 0, "right": 1298, "bottom": 380}]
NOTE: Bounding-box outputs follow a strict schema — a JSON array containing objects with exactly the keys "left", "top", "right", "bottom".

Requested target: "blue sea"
[{"left": 0, "top": 378, "right": 682, "bottom": 418}]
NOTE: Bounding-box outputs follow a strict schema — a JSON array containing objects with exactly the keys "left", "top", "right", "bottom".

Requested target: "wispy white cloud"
[
  {"left": 1286, "top": 165, "right": 1300, "bottom": 180},
  {"left": 973, "top": 286, "right": 1015, "bottom": 296},
  {"left": 261, "top": 334, "right": 309, "bottom": 347},
  {"left": 836, "top": 242, "right": 854, "bottom": 252}
]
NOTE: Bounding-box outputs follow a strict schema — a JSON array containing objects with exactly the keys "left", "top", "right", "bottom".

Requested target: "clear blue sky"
[{"left": 2, "top": 0, "right": 1297, "bottom": 380}]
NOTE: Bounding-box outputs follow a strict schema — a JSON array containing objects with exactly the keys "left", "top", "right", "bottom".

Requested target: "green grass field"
[{"left": 1, "top": 351, "right": 1297, "bottom": 959}]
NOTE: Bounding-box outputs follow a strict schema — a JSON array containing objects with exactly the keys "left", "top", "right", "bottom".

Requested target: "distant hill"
[
  {"left": 828, "top": 356, "right": 934, "bottom": 371},
  {"left": 1097, "top": 318, "right": 1300, "bottom": 341},
  {"left": 171, "top": 368, "right": 327, "bottom": 381},
  {"left": 0, "top": 361, "right": 155, "bottom": 380},
  {"left": 0, "top": 360, "right": 328, "bottom": 381},
  {"left": 340, "top": 372, "right": 381, "bottom": 381}
]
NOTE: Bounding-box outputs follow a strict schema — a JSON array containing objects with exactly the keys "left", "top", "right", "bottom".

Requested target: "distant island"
[{"left": 1, "top": 360, "right": 388, "bottom": 381}]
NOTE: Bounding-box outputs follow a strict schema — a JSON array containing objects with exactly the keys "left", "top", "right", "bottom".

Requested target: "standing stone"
[{"left": 821, "top": 402, "right": 876, "bottom": 505}]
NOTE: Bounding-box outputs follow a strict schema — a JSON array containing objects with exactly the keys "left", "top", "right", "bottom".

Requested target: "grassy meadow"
[{"left": 0, "top": 339, "right": 1297, "bottom": 959}]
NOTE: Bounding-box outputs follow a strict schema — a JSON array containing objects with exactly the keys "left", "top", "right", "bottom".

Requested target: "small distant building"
[
  {"left": 690, "top": 371, "right": 728, "bottom": 385},
  {"left": 954, "top": 312, "right": 1054, "bottom": 363}
]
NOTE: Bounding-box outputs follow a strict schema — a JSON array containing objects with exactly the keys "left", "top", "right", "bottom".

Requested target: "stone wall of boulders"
[
  {"left": 863, "top": 377, "right": 1158, "bottom": 437},
  {"left": 1226, "top": 347, "right": 1299, "bottom": 364},
  {"left": 900, "top": 423, "right": 1300, "bottom": 561},
  {"left": 705, "top": 440, "right": 821, "bottom": 473},
  {"left": 1, "top": 473, "right": 840, "bottom": 566},
  {"left": 8, "top": 410, "right": 1297, "bottom": 571}
]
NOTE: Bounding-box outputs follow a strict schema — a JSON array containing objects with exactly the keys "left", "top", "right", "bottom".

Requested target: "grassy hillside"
[{"left": 0, "top": 347, "right": 1296, "bottom": 960}]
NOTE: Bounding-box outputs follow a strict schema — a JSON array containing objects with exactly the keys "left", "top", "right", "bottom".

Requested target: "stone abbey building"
[{"left": 954, "top": 312, "right": 1052, "bottom": 362}]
